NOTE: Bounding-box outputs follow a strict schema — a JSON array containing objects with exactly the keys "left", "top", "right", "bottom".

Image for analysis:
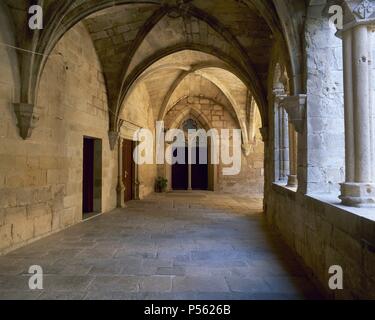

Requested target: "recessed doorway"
[
  {"left": 82, "top": 137, "right": 102, "bottom": 219},
  {"left": 123, "top": 139, "right": 135, "bottom": 202}
]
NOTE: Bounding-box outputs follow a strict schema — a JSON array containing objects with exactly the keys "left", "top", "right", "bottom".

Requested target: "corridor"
[{"left": 0, "top": 193, "right": 321, "bottom": 300}]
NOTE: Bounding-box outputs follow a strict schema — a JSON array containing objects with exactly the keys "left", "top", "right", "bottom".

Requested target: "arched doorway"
[{"left": 172, "top": 118, "right": 209, "bottom": 191}]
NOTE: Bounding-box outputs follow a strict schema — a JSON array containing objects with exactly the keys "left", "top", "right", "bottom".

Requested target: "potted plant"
[{"left": 155, "top": 176, "right": 168, "bottom": 193}]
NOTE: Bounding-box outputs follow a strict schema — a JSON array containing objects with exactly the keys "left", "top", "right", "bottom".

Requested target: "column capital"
[
  {"left": 13, "top": 102, "right": 39, "bottom": 140},
  {"left": 336, "top": 0, "right": 375, "bottom": 36},
  {"left": 279, "top": 94, "right": 307, "bottom": 134},
  {"left": 353, "top": 0, "right": 375, "bottom": 20},
  {"left": 242, "top": 143, "right": 251, "bottom": 156}
]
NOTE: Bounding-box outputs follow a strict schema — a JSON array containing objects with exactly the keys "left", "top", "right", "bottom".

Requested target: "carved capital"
[
  {"left": 241, "top": 144, "right": 251, "bottom": 156},
  {"left": 279, "top": 95, "right": 307, "bottom": 134},
  {"left": 13, "top": 103, "right": 39, "bottom": 140},
  {"left": 108, "top": 130, "right": 119, "bottom": 150},
  {"left": 273, "top": 92, "right": 287, "bottom": 104},
  {"left": 354, "top": 0, "right": 375, "bottom": 19}
]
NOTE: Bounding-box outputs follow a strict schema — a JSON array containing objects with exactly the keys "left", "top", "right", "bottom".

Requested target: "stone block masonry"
[
  {"left": 0, "top": 23, "right": 118, "bottom": 254},
  {"left": 266, "top": 185, "right": 375, "bottom": 299}
]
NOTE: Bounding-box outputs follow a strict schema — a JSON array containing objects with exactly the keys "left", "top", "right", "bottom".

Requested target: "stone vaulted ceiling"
[
  {"left": 80, "top": 0, "right": 274, "bottom": 130},
  {"left": 3, "top": 0, "right": 281, "bottom": 134}
]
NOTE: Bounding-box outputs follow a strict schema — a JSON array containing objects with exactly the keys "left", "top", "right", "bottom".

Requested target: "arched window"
[{"left": 272, "top": 63, "right": 298, "bottom": 187}]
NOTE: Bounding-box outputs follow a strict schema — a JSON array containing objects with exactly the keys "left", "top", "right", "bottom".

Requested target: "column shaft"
[
  {"left": 287, "top": 125, "right": 298, "bottom": 187},
  {"left": 369, "top": 29, "right": 375, "bottom": 183},
  {"left": 340, "top": 25, "right": 375, "bottom": 207},
  {"left": 279, "top": 108, "right": 289, "bottom": 181},
  {"left": 188, "top": 163, "right": 192, "bottom": 190},
  {"left": 117, "top": 137, "right": 125, "bottom": 208},
  {"left": 352, "top": 25, "right": 371, "bottom": 182},
  {"left": 343, "top": 29, "right": 355, "bottom": 182}
]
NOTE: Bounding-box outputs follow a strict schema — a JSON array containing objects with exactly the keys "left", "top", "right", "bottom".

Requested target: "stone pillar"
[
  {"left": 343, "top": 29, "right": 355, "bottom": 183},
  {"left": 165, "top": 141, "right": 172, "bottom": 191},
  {"left": 340, "top": 23, "right": 375, "bottom": 207},
  {"left": 116, "top": 137, "right": 125, "bottom": 208},
  {"left": 188, "top": 163, "right": 192, "bottom": 191},
  {"left": 287, "top": 125, "right": 298, "bottom": 187},
  {"left": 279, "top": 94, "right": 307, "bottom": 189},
  {"left": 278, "top": 107, "right": 290, "bottom": 182},
  {"left": 133, "top": 141, "right": 140, "bottom": 200},
  {"left": 273, "top": 90, "right": 288, "bottom": 183}
]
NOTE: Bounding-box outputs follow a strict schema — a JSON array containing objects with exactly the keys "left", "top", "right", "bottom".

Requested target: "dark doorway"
[
  {"left": 172, "top": 147, "right": 188, "bottom": 190},
  {"left": 123, "top": 139, "right": 134, "bottom": 202},
  {"left": 192, "top": 147, "right": 208, "bottom": 190},
  {"left": 172, "top": 147, "right": 208, "bottom": 190},
  {"left": 82, "top": 137, "right": 102, "bottom": 218},
  {"left": 83, "top": 138, "right": 94, "bottom": 214}
]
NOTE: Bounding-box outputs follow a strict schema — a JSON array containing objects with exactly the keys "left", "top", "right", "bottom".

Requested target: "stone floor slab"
[{"left": 0, "top": 192, "right": 322, "bottom": 300}]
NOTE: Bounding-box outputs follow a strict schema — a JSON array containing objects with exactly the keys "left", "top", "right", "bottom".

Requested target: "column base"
[
  {"left": 287, "top": 175, "right": 298, "bottom": 187},
  {"left": 339, "top": 183, "right": 375, "bottom": 208},
  {"left": 116, "top": 183, "right": 125, "bottom": 208},
  {"left": 134, "top": 181, "right": 141, "bottom": 201}
]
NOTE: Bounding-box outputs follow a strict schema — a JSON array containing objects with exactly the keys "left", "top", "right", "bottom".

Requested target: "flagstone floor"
[{"left": 0, "top": 192, "right": 323, "bottom": 300}]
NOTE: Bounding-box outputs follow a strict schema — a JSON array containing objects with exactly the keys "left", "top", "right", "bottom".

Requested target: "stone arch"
[
  {"left": 167, "top": 104, "right": 212, "bottom": 132},
  {"left": 13, "top": 0, "right": 276, "bottom": 141},
  {"left": 149, "top": 63, "right": 250, "bottom": 147},
  {"left": 272, "top": 0, "right": 306, "bottom": 95},
  {"left": 117, "top": 46, "right": 264, "bottom": 150},
  {"left": 157, "top": 62, "right": 241, "bottom": 121},
  {"left": 117, "top": 44, "right": 267, "bottom": 131},
  {"left": 0, "top": 1, "right": 20, "bottom": 100},
  {"left": 7, "top": 0, "right": 296, "bottom": 142},
  {"left": 164, "top": 95, "right": 238, "bottom": 129}
]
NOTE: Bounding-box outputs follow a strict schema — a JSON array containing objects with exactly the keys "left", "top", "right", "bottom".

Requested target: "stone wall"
[
  {"left": 0, "top": 23, "right": 117, "bottom": 255},
  {"left": 301, "top": 3, "right": 345, "bottom": 194},
  {"left": 266, "top": 186, "right": 375, "bottom": 299}
]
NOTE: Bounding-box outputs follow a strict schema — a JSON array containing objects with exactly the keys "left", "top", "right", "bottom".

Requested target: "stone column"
[
  {"left": 340, "top": 23, "right": 375, "bottom": 207},
  {"left": 165, "top": 141, "right": 172, "bottom": 191},
  {"left": 116, "top": 137, "right": 125, "bottom": 208},
  {"left": 279, "top": 94, "right": 307, "bottom": 189},
  {"left": 278, "top": 107, "right": 290, "bottom": 182},
  {"left": 287, "top": 125, "right": 298, "bottom": 187},
  {"left": 343, "top": 28, "right": 355, "bottom": 183},
  {"left": 188, "top": 163, "right": 192, "bottom": 191},
  {"left": 133, "top": 141, "right": 140, "bottom": 200}
]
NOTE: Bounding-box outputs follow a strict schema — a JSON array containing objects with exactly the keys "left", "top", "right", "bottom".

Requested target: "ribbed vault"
[
  {"left": 119, "top": 49, "right": 253, "bottom": 146},
  {"left": 3, "top": 0, "right": 309, "bottom": 141}
]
